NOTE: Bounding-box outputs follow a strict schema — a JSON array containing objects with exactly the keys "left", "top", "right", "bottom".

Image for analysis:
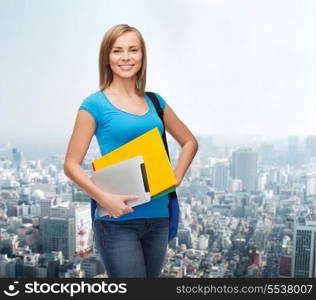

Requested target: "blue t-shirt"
[{"left": 79, "top": 91, "right": 169, "bottom": 221}]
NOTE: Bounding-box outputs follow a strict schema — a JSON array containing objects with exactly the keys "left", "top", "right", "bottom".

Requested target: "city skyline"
[
  {"left": 1, "top": 132, "right": 315, "bottom": 161},
  {"left": 0, "top": 132, "right": 315, "bottom": 278}
]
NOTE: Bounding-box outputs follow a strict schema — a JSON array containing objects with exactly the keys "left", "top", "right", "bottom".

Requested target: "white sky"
[{"left": 0, "top": 0, "right": 315, "bottom": 150}]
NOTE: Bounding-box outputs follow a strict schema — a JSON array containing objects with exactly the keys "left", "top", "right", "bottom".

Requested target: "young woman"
[{"left": 64, "top": 24, "right": 198, "bottom": 278}]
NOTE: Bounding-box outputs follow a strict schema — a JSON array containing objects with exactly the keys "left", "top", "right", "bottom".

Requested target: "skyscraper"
[
  {"left": 12, "top": 147, "right": 23, "bottom": 172},
  {"left": 213, "top": 162, "right": 229, "bottom": 191},
  {"left": 306, "top": 173, "right": 316, "bottom": 197},
  {"left": 305, "top": 136, "right": 316, "bottom": 162},
  {"left": 41, "top": 202, "right": 92, "bottom": 259},
  {"left": 292, "top": 220, "right": 316, "bottom": 277},
  {"left": 231, "top": 148, "right": 258, "bottom": 192},
  {"left": 40, "top": 197, "right": 54, "bottom": 217},
  {"left": 287, "top": 136, "right": 299, "bottom": 166},
  {"left": 42, "top": 217, "right": 75, "bottom": 260}
]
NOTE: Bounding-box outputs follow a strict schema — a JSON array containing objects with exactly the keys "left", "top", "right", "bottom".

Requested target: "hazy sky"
[{"left": 0, "top": 0, "right": 315, "bottom": 152}]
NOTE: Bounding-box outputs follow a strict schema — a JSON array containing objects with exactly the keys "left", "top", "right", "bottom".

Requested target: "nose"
[{"left": 122, "top": 50, "right": 130, "bottom": 61}]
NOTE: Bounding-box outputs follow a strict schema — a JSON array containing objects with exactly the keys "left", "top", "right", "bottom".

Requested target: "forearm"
[
  {"left": 174, "top": 139, "right": 198, "bottom": 184},
  {"left": 64, "top": 162, "right": 106, "bottom": 202}
]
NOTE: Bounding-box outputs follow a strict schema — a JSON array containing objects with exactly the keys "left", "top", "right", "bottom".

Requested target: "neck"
[{"left": 107, "top": 75, "right": 138, "bottom": 97}]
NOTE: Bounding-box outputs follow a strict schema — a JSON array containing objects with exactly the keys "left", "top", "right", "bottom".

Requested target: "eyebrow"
[{"left": 112, "top": 45, "right": 139, "bottom": 49}]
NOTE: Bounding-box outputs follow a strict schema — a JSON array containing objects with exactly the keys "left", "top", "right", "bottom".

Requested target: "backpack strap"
[{"left": 145, "top": 91, "right": 170, "bottom": 158}]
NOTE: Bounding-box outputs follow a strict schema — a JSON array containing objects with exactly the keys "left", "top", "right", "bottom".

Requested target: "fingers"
[
  {"left": 111, "top": 207, "right": 134, "bottom": 219},
  {"left": 122, "top": 195, "right": 136, "bottom": 214},
  {"left": 107, "top": 194, "right": 137, "bottom": 218},
  {"left": 120, "top": 205, "right": 134, "bottom": 216},
  {"left": 125, "top": 206, "right": 134, "bottom": 213},
  {"left": 121, "top": 195, "right": 139, "bottom": 203},
  {"left": 111, "top": 204, "right": 134, "bottom": 219}
]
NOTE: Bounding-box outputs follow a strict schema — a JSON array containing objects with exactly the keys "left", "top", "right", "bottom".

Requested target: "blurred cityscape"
[{"left": 0, "top": 134, "right": 315, "bottom": 278}]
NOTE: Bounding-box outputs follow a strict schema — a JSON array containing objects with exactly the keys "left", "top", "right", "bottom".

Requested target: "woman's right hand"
[{"left": 96, "top": 192, "right": 138, "bottom": 218}]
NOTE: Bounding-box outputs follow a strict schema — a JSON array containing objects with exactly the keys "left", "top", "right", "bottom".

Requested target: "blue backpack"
[{"left": 90, "top": 92, "right": 180, "bottom": 241}]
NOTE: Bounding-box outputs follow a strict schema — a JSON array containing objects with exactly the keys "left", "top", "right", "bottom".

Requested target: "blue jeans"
[{"left": 93, "top": 217, "right": 169, "bottom": 278}]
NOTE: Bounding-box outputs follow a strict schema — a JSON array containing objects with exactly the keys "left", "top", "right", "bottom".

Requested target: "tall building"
[
  {"left": 292, "top": 220, "right": 316, "bottom": 278},
  {"left": 41, "top": 202, "right": 92, "bottom": 259},
  {"left": 189, "top": 156, "right": 201, "bottom": 180},
  {"left": 213, "top": 162, "right": 229, "bottom": 191},
  {"left": 231, "top": 148, "right": 258, "bottom": 192},
  {"left": 12, "top": 148, "right": 23, "bottom": 172},
  {"left": 0, "top": 142, "right": 12, "bottom": 160},
  {"left": 40, "top": 197, "right": 55, "bottom": 217},
  {"left": 305, "top": 136, "right": 316, "bottom": 162},
  {"left": 306, "top": 173, "right": 316, "bottom": 196},
  {"left": 257, "top": 171, "right": 267, "bottom": 191},
  {"left": 287, "top": 136, "right": 299, "bottom": 166},
  {"left": 42, "top": 217, "right": 75, "bottom": 259}
]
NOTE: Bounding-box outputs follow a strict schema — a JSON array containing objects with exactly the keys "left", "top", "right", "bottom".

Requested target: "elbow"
[
  {"left": 63, "top": 159, "right": 73, "bottom": 178},
  {"left": 194, "top": 137, "right": 199, "bottom": 154},
  {"left": 63, "top": 161, "right": 70, "bottom": 178},
  {"left": 183, "top": 137, "right": 199, "bottom": 154},
  {"left": 64, "top": 159, "right": 82, "bottom": 179}
]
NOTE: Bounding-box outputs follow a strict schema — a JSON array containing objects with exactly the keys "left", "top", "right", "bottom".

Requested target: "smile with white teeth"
[{"left": 119, "top": 64, "right": 134, "bottom": 70}]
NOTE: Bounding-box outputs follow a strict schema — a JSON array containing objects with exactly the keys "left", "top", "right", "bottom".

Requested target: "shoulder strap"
[{"left": 145, "top": 92, "right": 170, "bottom": 158}]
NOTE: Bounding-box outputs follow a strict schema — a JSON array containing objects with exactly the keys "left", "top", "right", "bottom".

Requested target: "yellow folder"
[{"left": 92, "top": 128, "right": 177, "bottom": 197}]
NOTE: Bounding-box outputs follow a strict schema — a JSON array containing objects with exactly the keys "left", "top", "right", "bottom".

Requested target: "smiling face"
[{"left": 109, "top": 31, "right": 143, "bottom": 80}]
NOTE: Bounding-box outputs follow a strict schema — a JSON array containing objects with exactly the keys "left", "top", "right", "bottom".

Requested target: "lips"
[{"left": 119, "top": 64, "right": 134, "bottom": 71}]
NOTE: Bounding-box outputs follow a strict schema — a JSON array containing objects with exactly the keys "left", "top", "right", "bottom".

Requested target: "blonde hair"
[{"left": 99, "top": 24, "right": 147, "bottom": 95}]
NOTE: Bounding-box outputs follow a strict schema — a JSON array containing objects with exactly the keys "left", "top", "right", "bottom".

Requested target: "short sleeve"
[
  {"left": 153, "top": 92, "right": 167, "bottom": 110},
  {"left": 78, "top": 94, "right": 101, "bottom": 125}
]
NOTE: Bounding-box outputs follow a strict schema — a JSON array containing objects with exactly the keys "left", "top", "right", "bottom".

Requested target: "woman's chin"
[{"left": 115, "top": 72, "right": 138, "bottom": 80}]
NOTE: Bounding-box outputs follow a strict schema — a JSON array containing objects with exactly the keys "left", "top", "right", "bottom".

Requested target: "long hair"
[{"left": 99, "top": 24, "right": 147, "bottom": 95}]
